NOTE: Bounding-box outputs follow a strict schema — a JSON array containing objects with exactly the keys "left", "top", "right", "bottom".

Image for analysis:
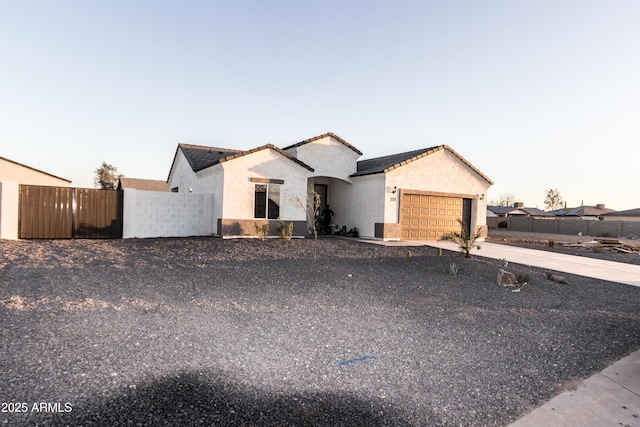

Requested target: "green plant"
[
  {"left": 446, "top": 219, "right": 482, "bottom": 259},
  {"left": 516, "top": 273, "right": 530, "bottom": 284},
  {"left": 547, "top": 240, "right": 555, "bottom": 247},
  {"left": 448, "top": 262, "right": 460, "bottom": 276},
  {"left": 277, "top": 222, "right": 294, "bottom": 240},
  {"left": 254, "top": 223, "right": 269, "bottom": 241},
  {"left": 405, "top": 250, "right": 412, "bottom": 262},
  {"left": 437, "top": 247, "right": 443, "bottom": 256}
]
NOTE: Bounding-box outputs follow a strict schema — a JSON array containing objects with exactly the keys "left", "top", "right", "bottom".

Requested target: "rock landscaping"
[{"left": 1, "top": 236, "right": 639, "bottom": 426}]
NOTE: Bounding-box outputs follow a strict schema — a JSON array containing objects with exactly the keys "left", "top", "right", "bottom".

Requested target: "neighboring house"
[
  {"left": 549, "top": 204, "right": 615, "bottom": 220},
  {"left": 600, "top": 208, "right": 640, "bottom": 222},
  {"left": 118, "top": 177, "right": 169, "bottom": 192},
  {"left": 167, "top": 132, "right": 493, "bottom": 240},
  {"left": 487, "top": 203, "right": 552, "bottom": 218},
  {"left": 0, "top": 156, "right": 71, "bottom": 187}
]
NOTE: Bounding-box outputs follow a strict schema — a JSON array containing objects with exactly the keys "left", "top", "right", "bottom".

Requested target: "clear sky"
[{"left": 2, "top": 1, "right": 639, "bottom": 210}]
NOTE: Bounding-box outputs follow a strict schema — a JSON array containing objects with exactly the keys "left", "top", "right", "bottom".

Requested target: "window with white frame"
[{"left": 253, "top": 180, "right": 281, "bottom": 219}]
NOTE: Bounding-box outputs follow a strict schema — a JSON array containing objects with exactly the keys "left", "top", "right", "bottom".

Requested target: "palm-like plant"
[{"left": 447, "top": 219, "right": 482, "bottom": 259}]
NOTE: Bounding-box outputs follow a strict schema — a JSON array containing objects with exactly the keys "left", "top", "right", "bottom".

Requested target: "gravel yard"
[{"left": 1, "top": 236, "right": 639, "bottom": 426}]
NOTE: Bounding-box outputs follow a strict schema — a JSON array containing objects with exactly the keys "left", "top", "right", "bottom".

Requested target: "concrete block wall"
[
  {"left": 505, "top": 216, "right": 640, "bottom": 239},
  {"left": 0, "top": 182, "right": 19, "bottom": 240},
  {"left": 123, "top": 189, "right": 215, "bottom": 238}
]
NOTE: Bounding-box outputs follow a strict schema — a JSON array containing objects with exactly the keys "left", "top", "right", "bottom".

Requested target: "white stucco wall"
[
  {"left": 167, "top": 151, "right": 197, "bottom": 193},
  {"left": 0, "top": 159, "right": 70, "bottom": 187},
  {"left": 167, "top": 150, "right": 226, "bottom": 234},
  {"left": 220, "top": 148, "right": 311, "bottom": 221},
  {"left": 385, "top": 149, "right": 491, "bottom": 230},
  {"left": 285, "top": 136, "right": 360, "bottom": 182},
  {"left": 334, "top": 174, "right": 386, "bottom": 238}
]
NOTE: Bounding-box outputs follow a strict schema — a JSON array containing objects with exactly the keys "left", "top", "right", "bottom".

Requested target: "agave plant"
[{"left": 447, "top": 219, "right": 482, "bottom": 259}]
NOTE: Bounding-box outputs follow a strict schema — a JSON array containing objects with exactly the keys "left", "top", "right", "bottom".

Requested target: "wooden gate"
[{"left": 19, "top": 185, "right": 123, "bottom": 239}]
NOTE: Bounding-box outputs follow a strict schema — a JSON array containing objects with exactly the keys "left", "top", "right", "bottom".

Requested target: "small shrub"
[
  {"left": 591, "top": 242, "right": 604, "bottom": 253},
  {"left": 516, "top": 273, "right": 530, "bottom": 284},
  {"left": 446, "top": 219, "right": 482, "bottom": 259},
  {"left": 277, "top": 222, "right": 294, "bottom": 240},
  {"left": 448, "top": 262, "right": 459, "bottom": 276},
  {"left": 497, "top": 220, "right": 508, "bottom": 229},
  {"left": 500, "top": 258, "right": 508, "bottom": 267},
  {"left": 405, "top": 251, "right": 412, "bottom": 262},
  {"left": 437, "top": 247, "right": 443, "bottom": 257},
  {"left": 254, "top": 223, "right": 269, "bottom": 241},
  {"left": 547, "top": 240, "right": 555, "bottom": 247}
]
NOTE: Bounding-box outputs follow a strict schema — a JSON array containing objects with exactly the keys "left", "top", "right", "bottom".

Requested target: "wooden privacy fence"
[{"left": 19, "top": 185, "right": 123, "bottom": 239}]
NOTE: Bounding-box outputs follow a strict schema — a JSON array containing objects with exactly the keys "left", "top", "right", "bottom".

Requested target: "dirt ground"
[
  {"left": 1, "top": 236, "right": 639, "bottom": 426},
  {"left": 487, "top": 229, "right": 640, "bottom": 266}
]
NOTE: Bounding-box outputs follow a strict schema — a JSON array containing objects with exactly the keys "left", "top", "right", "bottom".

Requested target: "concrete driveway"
[{"left": 411, "top": 239, "right": 640, "bottom": 287}]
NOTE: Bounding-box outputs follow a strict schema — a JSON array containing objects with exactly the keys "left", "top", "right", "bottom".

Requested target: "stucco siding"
[
  {"left": 0, "top": 159, "right": 70, "bottom": 187},
  {"left": 220, "top": 149, "right": 310, "bottom": 222},
  {"left": 167, "top": 151, "right": 197, "bottom": 192},
  {"left": 167, "top": 152, "right": 225, "bottom": 235},
  {"left": 337, "top": 174, "right": 386, "bottom": 238},
  {"left": 386, "top": 150, "right": 490, "bottom": 231},
  {"left": 286, "top": 136, "right": 360, "bottom": 181}
]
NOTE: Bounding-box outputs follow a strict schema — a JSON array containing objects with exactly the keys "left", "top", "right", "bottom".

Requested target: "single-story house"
[
  {"left": 487, "top": 203, "right": 552, "bottom": 218},
  {"left": 167, "top": 132, "right": 493, "bottom": 240},
  {"left": 0, "top": 156, "right": 71, "bottom": 187},
  {"left": 600, "top": 208, "right": 640, "bottom": 222},
  {"left": 549, "top": 204, "right": 615, "bottom": 220},
  {"left": 118, "top": 177, "right": 169, "bottom": 192}
]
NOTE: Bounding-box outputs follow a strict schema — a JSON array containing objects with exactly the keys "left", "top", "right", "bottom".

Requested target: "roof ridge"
[
  {"left": 178, "top": 143, "right": 242, "bottom": 153},
  {"left": 359, "top": 146, "right": 443, "bottom": 163},
  {"left": 352, "top": 145, "right": 493, "bottom": 185},
  {"left": 219, "top": 144, "right": 314, "bottom": 172},
  {"left": 283, "top": 132, "right": 363, "bottom": 156}
]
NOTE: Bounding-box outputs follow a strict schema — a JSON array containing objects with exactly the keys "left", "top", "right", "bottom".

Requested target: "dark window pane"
[
  {"left": 268, "top": 184, "right": 280, "bottom": 219},
  {"left": 254, "top": 184, "right": 267, "bottom": 218}
]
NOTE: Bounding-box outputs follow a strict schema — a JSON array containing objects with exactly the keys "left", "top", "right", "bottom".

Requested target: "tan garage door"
[{"left": 400, "top": 194, "right": 463, "bottom": 240}]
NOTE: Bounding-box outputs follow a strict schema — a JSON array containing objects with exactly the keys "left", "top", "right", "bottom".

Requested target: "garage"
[{"left": 400, "top": 192, "right": 471, "bottom": 240}]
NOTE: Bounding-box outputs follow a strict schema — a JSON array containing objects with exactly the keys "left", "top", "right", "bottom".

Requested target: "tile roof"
[
  {"left": 487, "top": 206, "right": 525, "bottom": 215},
  {"left": 521, "top": 207, "right": 554, "bottom": 217},
  {"left": 352, "top": 145, "right": 494, "bottom": 184},
  {"left": 487, "top": 206, "right": 554, "bottom": 217},
  {"left": 178, "top": 144, "right": 243, "bottom": 172},
  {"left": 118, "top": 178, "right": 169, "bottom": 192},
  {"left": 283, "top": 132, "right": 363, "bottom": 156},
  {"left": 549, "top": 205, "right": 616, "bottom": 216},
  {"left": 178, "top": 143, "right": 314, "bottom": 173}
]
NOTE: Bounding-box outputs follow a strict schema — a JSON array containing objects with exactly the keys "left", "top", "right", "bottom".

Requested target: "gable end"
[{"left": 283, "top": 132, "right": 363, "bottom": 156}]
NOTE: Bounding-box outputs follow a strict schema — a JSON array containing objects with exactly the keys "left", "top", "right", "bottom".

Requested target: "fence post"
[
  {"left": 0, "top": 182, "right": 19, "bottom": 240},
  {"left": 122, "top": 189, "right": 137, "bottom": 238}
]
